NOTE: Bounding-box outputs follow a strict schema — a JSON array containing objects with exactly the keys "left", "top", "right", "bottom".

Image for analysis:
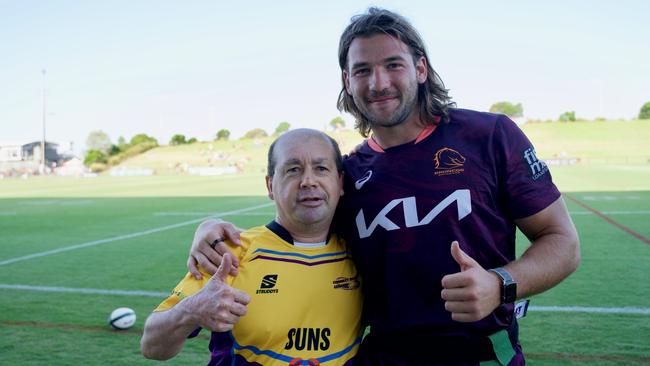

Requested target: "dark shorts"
[{"left": 353, "top": 330, "right": 525, "bottom": 366}]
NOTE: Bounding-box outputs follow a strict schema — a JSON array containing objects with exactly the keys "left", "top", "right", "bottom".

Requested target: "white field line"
[
  {"left": 529, "top": 305, "right": 650, "bottom": 315},
  {"left": 3, "top": 283, "right": 649, "bottom": 316},
  {"left": 0, "top": 284, "right": 167, "bottom": 298},
  {"left": 154, "top": 211, "right": 275, "bottom": 217},
  {"left": 154, "top": 210, "right": 650, "bottom": 217},
  {"left": 0, "top": 202, "right": 274, "bottom": 267},
  {"left": 569, "top": 210, "right": 650, "bottom": 215}
]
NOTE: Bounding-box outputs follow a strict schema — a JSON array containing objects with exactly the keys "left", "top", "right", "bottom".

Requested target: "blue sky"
[{"left": 1, "top": 0, "right": 648, "bottom": 153}]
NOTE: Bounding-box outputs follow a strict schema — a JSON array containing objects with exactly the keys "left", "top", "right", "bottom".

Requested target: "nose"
[
  {"left": 300, "top": 170, "right": 318, "bottom": 188},
  {"left": 369, "top": 68, "right": 390, "bottom": 91}
]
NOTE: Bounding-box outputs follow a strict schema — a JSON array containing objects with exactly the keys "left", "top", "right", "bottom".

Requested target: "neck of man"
[
  {"left": 276, "top": 218, "right": 330, "bottom": 243},
  {"left": 371, "top": 112, "right": 427, "bottom": 149}
]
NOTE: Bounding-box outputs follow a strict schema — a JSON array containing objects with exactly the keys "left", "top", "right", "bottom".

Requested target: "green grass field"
[{"left": 1, "top": 121, "right": 649, "bottom": 365}]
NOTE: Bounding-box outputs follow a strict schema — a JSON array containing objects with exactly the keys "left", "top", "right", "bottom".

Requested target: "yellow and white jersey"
[{"left": 155, "top": 221, "right": 363, "bottom": 366}]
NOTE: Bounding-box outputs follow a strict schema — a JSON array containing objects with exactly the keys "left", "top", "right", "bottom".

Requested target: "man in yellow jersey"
[{"left": 140, "top": 129, "right": 362, "bottom": 366}]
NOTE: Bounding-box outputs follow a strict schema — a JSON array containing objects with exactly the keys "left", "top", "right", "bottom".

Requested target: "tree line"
[
  {"left": 85, "top": 101, "right": 650, "bottom": 171},
  {"left": 490, "top": 101, "right": 650, "bottom": 122},
  {"left": 83, "top": 118, "right": 348, "bottom": 171}
]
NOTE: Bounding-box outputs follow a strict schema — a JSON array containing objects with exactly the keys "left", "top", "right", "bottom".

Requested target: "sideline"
[
  {"left": 0, "top": 202, "right": 274, "bottom": 267},
  {"left": 569, "top": 210, "right": 650, "bottom": 215},
  {"left": 153, "top": 211, "right": 275, "bottom": 217},
  {"left": 3, "top": 283, "right": 650, "bottom": 315}
]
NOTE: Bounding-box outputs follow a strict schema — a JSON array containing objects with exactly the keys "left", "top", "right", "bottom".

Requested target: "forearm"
[
  {"left": 140, "top": 305, "right": 199, "bottom": 360},
  {"left": 508, "top": 197, "right": 580, "bottom": 299},
  {"left": 505, "top": 230, "right": 580, "bottom": 299}
]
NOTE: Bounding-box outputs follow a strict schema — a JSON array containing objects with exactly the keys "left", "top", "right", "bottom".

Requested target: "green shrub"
[
  {"left": 489, "top": 101, "right": 523, "bottom": 118},
  {"left": 639, "top": 102, "right": 650, "bottom": 119},
  {"left": 559, "top": 111, "right": 576, "bottom": 122},
  {"left": 88, "top": 162, "right": 107, "bottom": 172},
  {"left": 83, "top": 149, "right": 107, "bottom": 166}
]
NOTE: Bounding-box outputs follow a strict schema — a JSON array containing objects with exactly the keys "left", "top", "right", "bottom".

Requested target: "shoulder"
[
  {"left": 448, "top": 108, "right": 504, "bottom": 128},
  {"left": 237, "top": 225, "right": 271, "bottom": 248},
  {"left": 226, "top": 225, "right": 271, "bottom": 260},
  {"left": 239, "top": 225, "right": 269, "bottom": 241},
  {"left": 446, "top": 108, "right": 521, "bottom": 139},
  {"left": 328, "top": 233, "right": 347, "bottom": 250}
]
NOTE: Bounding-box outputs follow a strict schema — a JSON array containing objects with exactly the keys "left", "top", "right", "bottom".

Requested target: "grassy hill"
[
  {"left": 114, "top": 119, "right": 650, "bottom": 175},
  {"left": 115, "top": 129, "right": 365, "bottom": 175},
  {"left": 520, "top": 119, "right": 650, "bottom": 163}
]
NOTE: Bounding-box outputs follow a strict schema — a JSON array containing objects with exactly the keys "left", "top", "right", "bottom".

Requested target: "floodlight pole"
[{"left": 41, "top": 69, "right": 47, "bottom": 174}]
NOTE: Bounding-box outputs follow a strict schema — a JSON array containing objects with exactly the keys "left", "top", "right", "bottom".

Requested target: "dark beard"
[{"left": 360, "top": 95, "right": 416, "bottom": 129}]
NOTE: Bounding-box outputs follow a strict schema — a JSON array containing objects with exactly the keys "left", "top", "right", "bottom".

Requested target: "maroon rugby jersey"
[{"left": 336, "top": 108, "right": 560, "bottom": 361}]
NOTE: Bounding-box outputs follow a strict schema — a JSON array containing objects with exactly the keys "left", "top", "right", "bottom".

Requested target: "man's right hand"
[
  {"left": 187, "top": 219, "right": 243, "bottom": 279},
  {"left": 181, "top": 254, "right": 250, "bottom": 332}
]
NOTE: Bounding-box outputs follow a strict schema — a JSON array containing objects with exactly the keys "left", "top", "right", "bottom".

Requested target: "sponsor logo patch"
[
  {"left": 355, "top": 170, "right": 373, "bottom": 190},
  {"left": 256, "top": 274, "right": 279, "bottom": 294},
  {"left": 332, "top": 276, "right": 360, "bottom": 290},
  {"left": 285, "top": 328, "right": 331, "bottom": 351},
  {"left": 434, "top": 147, "right": 466, "bottom": 176},
  {"left": 523, "top": 147, "right": 549, "bottom": 180}
]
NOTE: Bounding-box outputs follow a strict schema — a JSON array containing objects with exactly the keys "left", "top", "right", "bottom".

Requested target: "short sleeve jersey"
[
  {"left": 155, "top": 222, "right": 363, "bottom": 366},
  {"left": 337, "top": 109, "right": 560, "bottom": 338}
]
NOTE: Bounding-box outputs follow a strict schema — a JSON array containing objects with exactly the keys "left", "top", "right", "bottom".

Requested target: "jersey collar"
[
  {"left": 368, "top": 123, "right": 437, "bottom": 153},
  {"left": 266, "top": 220, "right": 332, "bottom": 245}
]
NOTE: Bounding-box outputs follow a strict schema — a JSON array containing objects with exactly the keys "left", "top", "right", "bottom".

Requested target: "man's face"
[
  {"left": 266, "top": 135, "right": 343, "bottom": 232},
  {"left": 343, "top": 33, "right": 427, "bottom": 129}
]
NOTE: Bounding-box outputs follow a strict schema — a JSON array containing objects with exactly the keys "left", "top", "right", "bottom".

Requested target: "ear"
[
  {"left": 343, "top": 71, "right": 352, "bottom": 95},
  {"left": 415, "top": 56, "right": 428, "bottom": 84},
  {"left": 339, "top": 172, "right": 344, "bottom": 196},
  {"left": 265, "top": 175, "right": 274, "bottom": 200}
]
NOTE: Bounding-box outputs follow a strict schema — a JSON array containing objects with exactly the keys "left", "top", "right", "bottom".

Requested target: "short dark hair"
[
  {"left": 267, "top": 130, "right": 343, "bottom": 177},
  {"left": 337, "top": 7, "right": 455, "bottom": 137}
]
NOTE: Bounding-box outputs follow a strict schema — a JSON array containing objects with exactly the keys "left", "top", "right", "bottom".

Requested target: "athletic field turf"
[{"left": 1, "top": 168, "right": 649, "bottom": 365}]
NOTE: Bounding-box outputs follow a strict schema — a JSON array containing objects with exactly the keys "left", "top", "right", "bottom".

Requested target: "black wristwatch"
[{"left": 489, "top": 267, "right": 517, "bottom": 304}]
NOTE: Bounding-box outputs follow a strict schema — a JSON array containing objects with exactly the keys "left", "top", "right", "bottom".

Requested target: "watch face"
[{"left": 504, "top": 283, "right": 517, "bottom": 304}]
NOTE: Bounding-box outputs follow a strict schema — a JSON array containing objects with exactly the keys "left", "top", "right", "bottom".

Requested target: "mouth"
[
  {"left": 368, "top": 96, "right": 398, "bottom": 104},
  {"left": 298, "top": 196, "right": 325, "bottom": 207}
]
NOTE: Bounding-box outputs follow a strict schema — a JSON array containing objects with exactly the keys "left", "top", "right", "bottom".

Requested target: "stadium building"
[{"left": 0, "top": 140, "right": 76, "bottom": 177}]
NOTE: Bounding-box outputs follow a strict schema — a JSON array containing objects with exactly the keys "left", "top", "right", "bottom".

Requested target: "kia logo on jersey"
[{"left": 355, "top": 189, "right": 472, "bottom": 238}]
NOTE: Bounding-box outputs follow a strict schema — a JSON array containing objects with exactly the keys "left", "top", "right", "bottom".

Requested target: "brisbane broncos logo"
[{"left": 434, "top": 148, "right": 466, "bottom": 176}]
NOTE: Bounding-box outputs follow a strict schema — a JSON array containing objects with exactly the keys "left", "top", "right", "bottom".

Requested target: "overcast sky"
[{"left": 1, "top": 0, "right": 648, "bottom": 153}]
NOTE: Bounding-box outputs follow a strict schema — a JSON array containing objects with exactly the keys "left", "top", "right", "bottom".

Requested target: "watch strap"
[
  {"left": 489, "top": 267, "right": 517, "bottom": 304},
  {"left": 489, "top": 267, "right": 515, "bottom": 285}
]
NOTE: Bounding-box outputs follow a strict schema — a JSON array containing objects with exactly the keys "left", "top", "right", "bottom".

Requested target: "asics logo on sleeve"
[{"left": 354, "top": 170, "right": 373, "bottom": 190}]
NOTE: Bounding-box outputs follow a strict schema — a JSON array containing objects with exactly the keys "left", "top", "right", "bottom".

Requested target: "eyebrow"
[
  {"left": 282, "top": 157, "right": 331, "bottom": 166},
  {"left": 350, "top": 55, "right": 408, "bottom": 70}
]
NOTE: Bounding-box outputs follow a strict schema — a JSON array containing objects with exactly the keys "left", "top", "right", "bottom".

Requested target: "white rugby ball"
[{"left": 108, "top": 307, "right": 136, "bottom": 330}]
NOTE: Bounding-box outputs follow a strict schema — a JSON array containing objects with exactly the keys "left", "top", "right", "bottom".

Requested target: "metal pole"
[{"left": 41, "top": 69, "right": 46, "bottom": 174}]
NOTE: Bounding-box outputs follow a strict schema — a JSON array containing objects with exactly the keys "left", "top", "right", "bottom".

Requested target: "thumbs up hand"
[
  {"left": 440, "top": 241, "right": 502, "bottom": 322},
  {"left": 181, "top": 253, "right": 251, "bottom": 332}
]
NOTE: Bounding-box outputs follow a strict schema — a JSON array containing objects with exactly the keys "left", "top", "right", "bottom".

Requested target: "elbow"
[
  {"left": 141, "top": 341, "right": 173, "bottom": 361},
  {"left": 141, "top": 324, "right": 176, "bottom": 360},
  {"left": 141, "top": 338, "right": 161, "bottom": 360}
]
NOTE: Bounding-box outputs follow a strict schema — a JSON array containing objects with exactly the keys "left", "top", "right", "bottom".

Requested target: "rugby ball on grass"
[{"left": 108, "top": 307, "right": 136, "bottom": 330}]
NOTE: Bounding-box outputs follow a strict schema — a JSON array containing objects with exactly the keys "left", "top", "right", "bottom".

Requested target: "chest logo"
[
  {"left": 355, "top": 170, "right": 373, "bottom": 190},
  {"left": 355, "top": 189, "right": 472, "bottom": 239},
  {"left": 333, "top": 276, "right": 360, "bottom": 290},
  {"left": 257, "top": 274, "right": 279, "bottom": 294},
  {"left": 434, "top": 147, "right": 465, "bottom": 176}
]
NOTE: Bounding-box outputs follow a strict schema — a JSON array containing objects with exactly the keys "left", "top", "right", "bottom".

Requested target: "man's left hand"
[{"left": 441, "top": 241, "right": 502, "bottom": 322}]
